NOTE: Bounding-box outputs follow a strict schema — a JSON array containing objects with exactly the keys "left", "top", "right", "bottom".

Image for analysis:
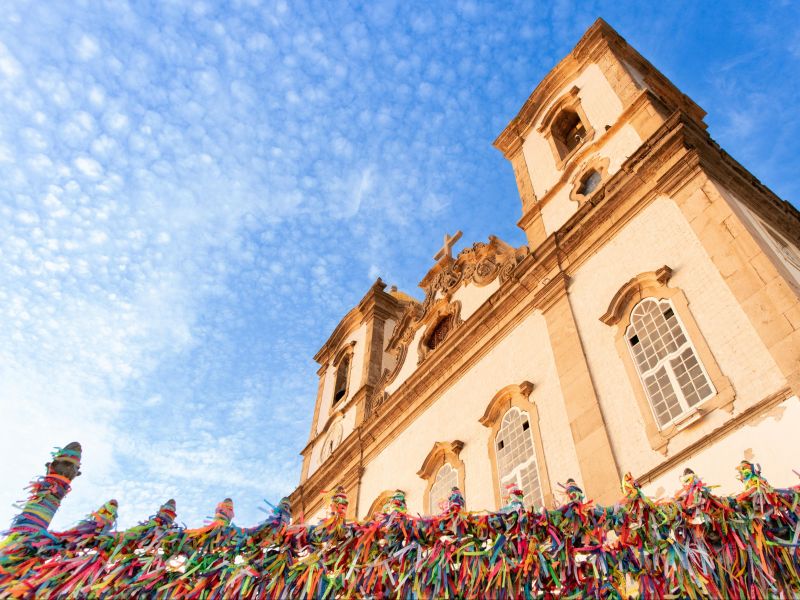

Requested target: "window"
[
  {"left": 538, "top": 87, "right": 595, "bottom": 170},
  {"left": 320, "top": 420, "right": 343, "bottom": 462},
  {"left": 333, "top": 355, "right": 350, "bottom": 404},
  {"left": 480, "top": 382, "right": 552, "bottom": 508},
  {"left": 417, "top": 440, "right": 465, "bottom": 515},
  {"left": 551, "top": 109, "right": 586, "bottom": 160},
  {"left": 569, "top": 158, "right": 609, "bottom": 204},
  {"left": 428, "top": 464, "right": 458, "bottom": 514},
  {"left": 626, "top": 298, "right": 715, "bottom": 428},
  {"left": 577, "top": 170, "right": 602, "bottom": 196},
  {"left": 495, "top": 407, "right": 543, "bottom": 508},
  {"left": 426, "top": 316, "right": 452, "bottom": 351},
  {"left": 600, "top": 267, "right": 734, "bottom": 453}
]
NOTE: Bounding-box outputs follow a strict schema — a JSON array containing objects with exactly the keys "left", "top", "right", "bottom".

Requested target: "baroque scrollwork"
[
  {"left": 367, "top": 235, "right": 529, "bottom": 420},
  {"left": 416, "top": 299, "right": 463, "bottom": 365},
  {"left": 428, "top": 236, "right": 528, "bottom": 300}
]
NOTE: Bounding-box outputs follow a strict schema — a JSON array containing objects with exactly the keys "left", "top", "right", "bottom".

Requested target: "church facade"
[{"left": 290, "top": 19, "right": 800, "bottom": 521}]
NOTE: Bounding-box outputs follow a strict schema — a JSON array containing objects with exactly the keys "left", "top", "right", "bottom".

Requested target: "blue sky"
[{"left": 1, "top": 1, "right": 798, "bottom": 529}]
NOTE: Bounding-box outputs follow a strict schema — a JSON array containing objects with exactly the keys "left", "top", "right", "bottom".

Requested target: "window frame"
[
  {"left": 569, "top": 156, "right": 610, "bottom": 205},
  {"left": 601, "top": 266, "right": 735, "bottom": 454},
  {"left": 479, "top": 382, "right": 553, "bottom": 509},
  {"left": 416, "top": 299, "right": 463, "bottom": 365},
  {"left": 428, "top": 463, "right": 459, "bottom": 514},
  {"left": 330, "top": 342, "right": 355, "bottom": 410},
  {"left": 333, "top": 354, "right": 351, "bottom": 405},
  {"left": 494, "top": 407, "right": 545, "bottom": 509},
  {"left": 365, "top": 490, "right": 399, "bottom": 519},
  {"left": 417, "top": 440, "right": 466, "bottom": 515},
  {"left": 538, "top": 86, "right": 596, "bottom": 171},
  {"left": 625, "top": 297, "right": 717, "bottom": 429}
]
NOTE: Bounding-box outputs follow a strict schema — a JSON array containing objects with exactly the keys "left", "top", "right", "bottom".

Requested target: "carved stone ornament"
[
  {"left": 424, "top": 236, "right": 528, "bottom": 301},
  {"left": 416, "top": 299, "right": 463, "bottom": 365},
  {"left": 367, "top": 235, "right": 528, "bottom": 419},
  {"left": 368, "top": 302, "right": 423, "bottom": 419}
]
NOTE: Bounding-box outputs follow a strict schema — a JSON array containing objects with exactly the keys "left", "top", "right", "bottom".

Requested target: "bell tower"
[
  {"left": 494, "top": 18, "right": 706, "bottom": 250},
  {"left": 297, "top": 278, "right": 412, "bottom": 512}
]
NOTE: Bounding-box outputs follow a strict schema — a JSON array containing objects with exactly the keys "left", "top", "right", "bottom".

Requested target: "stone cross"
[{"left": 433, "top": 230, "right": 462, "bottom": 262}]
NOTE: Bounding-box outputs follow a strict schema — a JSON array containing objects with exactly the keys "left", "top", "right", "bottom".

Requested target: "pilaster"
[{"left": 539, "top": 274, "right": 620, "bottom": 503}]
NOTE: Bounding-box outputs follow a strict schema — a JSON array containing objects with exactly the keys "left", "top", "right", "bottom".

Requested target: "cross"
[{"left": 433, "top": 230, "right": 462, "bottom": 262}]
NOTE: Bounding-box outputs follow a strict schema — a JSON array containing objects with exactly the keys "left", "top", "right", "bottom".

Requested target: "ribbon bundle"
[{"left": 1, "top": 444, "right": 798, "bottom": 598}]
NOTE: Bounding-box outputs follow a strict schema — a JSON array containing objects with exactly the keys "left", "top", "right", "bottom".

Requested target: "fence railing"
[{"left": 1, "top": 442, "right": 799, "bottom": 598}]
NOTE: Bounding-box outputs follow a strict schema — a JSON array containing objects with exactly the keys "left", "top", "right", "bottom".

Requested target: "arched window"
[
  {"left": 417, "top": 440, "right": 466, "bottom": 515},
  {"left": 426, "top": 315, "right": 452, "bottom": 351},
  {"left": 551, "top": 109, "right": 586, "bottom": 159},
  {"left": 320, "top": 420, "right": 343, "bottom": 462},
  {"left": 601, "top": 267, "right": 734, "bottom": 453},
  {"left": 625, "top": 298, "right": 715, "bottom": 428},
  {"left": 495, "top": 407, "right": 543, "bottom": 508},
  {"left": 428, "top": 463, "right": 458, "bottom": 514},
  {"left": 366, "top": 490, "right": 396, "bottom": 518},
  {"left": 333, "top": 355, "right": 350, "bottom": 404}
]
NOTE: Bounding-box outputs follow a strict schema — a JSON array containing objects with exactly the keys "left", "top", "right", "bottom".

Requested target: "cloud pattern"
[{"left": 0, "top": 1, "right": 798, "bottom": 528}]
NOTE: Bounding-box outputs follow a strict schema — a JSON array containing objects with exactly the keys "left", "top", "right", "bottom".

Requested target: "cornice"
[
  {"left": 692, "top": 137, "right": 800, "bottom": 241},
  {"left": 493, "top": 19, "right": 618, "bottom": 158}
]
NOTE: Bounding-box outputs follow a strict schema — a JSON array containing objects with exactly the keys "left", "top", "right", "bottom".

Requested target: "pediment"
[
  {"left": 370, "top": 236, "right": 528, "bottom": 417},
  {"left": 419, "top": 235, "right": 528, "bottom": 299}
]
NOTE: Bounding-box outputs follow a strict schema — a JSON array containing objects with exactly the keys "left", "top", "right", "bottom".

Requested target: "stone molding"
[
  {"left": 419, "top": 236, "right": 529, "bottom": 295},
  {"left": 517, "top": 89, "right": 665, "bottom": 239},
  {"left": 538, "top": 86, "right": 596, "bottom": 171},
  {"left": 365, "top": 490, "right": 400, "bottom": 519},
  {"left": 600, "top": 265, "right": 673, "bottom": 325},
  {"left": 417, "top": 440, "right": 466, "bottom": 513},
  {"left": 569, "top": 155, "right": 611, "bottom": 205},
  {"left": 416, "top": 299, "right": 463, "bottom": 365},
  {"left": 369, "top": 237, "right": 528, "bottom": 417}
]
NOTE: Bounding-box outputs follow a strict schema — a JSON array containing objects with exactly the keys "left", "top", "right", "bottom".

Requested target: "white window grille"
[
  {"left": 495, "top": 407, "right": 543, "bottom": 509},
  {"left": 320, "top": 421, "right": 343, "bottom": 462},
  {"left": 626, "top": 298, "right": 715, "bottom": 428},
  {"left": 429, "top": 463, "right": 458, "bottom": 514}
]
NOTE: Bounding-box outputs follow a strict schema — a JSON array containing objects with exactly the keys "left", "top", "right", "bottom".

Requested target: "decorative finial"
[
  {"left": 213, "top": 498, "right": 235, "bottom": 526},
  {"left": 330, "top": 486, "right": 349, "bottom": 518},
  {"left": 433, "top": 230, "right": 463, "bottom": 263},
  {"left": 562, "top": 478, "right": 585, "bottom": 503},
  {"left": 447, "top": 486, "right": 465, "bottom": 512}
]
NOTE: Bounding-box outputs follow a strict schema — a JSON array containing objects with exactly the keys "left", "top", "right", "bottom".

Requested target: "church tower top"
[{"left": 494, "top": 18, "right": 708, "bottom": 250}]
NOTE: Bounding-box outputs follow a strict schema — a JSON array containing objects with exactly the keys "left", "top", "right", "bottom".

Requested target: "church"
[{"left": 289, "top": 18, "right": 800, "bottom": 522}]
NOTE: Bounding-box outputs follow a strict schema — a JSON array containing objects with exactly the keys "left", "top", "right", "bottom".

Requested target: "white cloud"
[
  {"left": 0, "top": 41, "right": 22, "bottom": 78},
  {"left": 74, "top": 156, "right": 103, "bottom": 178}
]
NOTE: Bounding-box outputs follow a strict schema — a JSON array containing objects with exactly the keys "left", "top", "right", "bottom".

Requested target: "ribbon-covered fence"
[{"left": 1, "top": 442, "right": 799, "bottom": 598}]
